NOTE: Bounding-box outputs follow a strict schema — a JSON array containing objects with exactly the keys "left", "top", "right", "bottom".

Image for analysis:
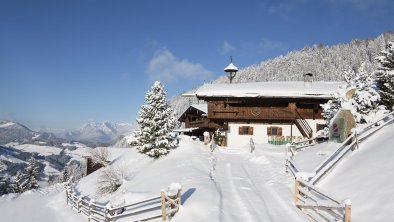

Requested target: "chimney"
[{"left": 303, "top": 73, "right": 313, "bottom": 88}]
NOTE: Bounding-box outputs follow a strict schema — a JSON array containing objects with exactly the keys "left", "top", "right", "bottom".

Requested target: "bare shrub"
[
  {"left": 90, "top": 147, "right": 111, "bottom": 166},
  {"left": 97, "top": 164, "right": 127, "bottom": 195}
]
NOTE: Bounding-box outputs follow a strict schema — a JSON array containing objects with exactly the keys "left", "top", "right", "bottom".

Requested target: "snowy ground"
[
  {"left": 292, "top": 142, "right": 341, "bottom": 172},
  {"left": 0, "top": 136, "right": 307, "bottom": 221},
  {"left": 3, "top": 123, "right": 393, "bottom": 222}
]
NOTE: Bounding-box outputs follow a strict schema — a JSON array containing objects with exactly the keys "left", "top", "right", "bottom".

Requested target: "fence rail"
[
  {"left": 65, "top": 182, "right": 182, "bottom": 222},
  {"left": 294, "top": 178, "right": 351, "bottom": 222}
]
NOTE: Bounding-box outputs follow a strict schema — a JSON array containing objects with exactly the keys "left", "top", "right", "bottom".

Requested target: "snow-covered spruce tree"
[
  {"left": 25, "top": 156, "right": 39, "bottom": 190},
  {"left": 346, "top": 63, "right": 385, "bottom": 123},
  {"left": 375, "top": 41, "right": 394, "bottom": 111},
  {"left": 11, "top": 170, "right": 26, "bottom": 193},
  {"left": 134, "top": 81, "right": 177, "bottom": 158}
]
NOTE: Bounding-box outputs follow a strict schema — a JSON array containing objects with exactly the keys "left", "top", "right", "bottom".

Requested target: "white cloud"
[
  {"left": 259, "top": 38, "right": 285, "bottom": 51},
  {"left": 327, "top": 0, "right": 394, "bottom": 12},
  {"left": 220, "top": 41, "right": 236, "bottom": 54},
  {"left": 147, "top": 49, "right": 213, "bottom": 83}
]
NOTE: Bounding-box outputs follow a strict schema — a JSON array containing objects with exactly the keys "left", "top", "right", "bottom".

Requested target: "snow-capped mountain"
[
  {"left": 0, "top": 120, "right": 65, "bottom": 147},
  {"left": 58, "top": 121, "right": 134, "bottom": 143}
]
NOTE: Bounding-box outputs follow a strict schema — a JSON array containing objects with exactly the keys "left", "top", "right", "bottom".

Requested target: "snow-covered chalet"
[{"left": 181, "top": 78, "right": 343, "bottom": 147}]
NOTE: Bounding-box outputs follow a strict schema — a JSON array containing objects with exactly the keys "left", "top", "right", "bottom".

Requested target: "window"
[
  {"left": 239, "top": 126, "right": 253, "bottom": 135},
  {"left": 267, "top": 127, "right": 282, "bottom": 136}
]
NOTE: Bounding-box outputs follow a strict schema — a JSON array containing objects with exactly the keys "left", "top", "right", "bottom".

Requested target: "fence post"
[
  {"left": 294, "top": 178, "right": 300, "bottom": 205},
  {"left": 88, "top": 199, "right": 95, "bottom": 222},
  {"left": 105, "top": 203, "right": 112, "bottom": 222},
  {"left": 66, "top": 187, "right": 69, "bottom": 205},
  {"left": 78, "top": 196, "right": 82, "bottom": 213},
  {"left": 161, "top": 191, "right": 167, "bottom": 221},
  {"left": 344, "top": 200, "right": 352, "bottom": 222},
  {"left": 177, "top": 188, "right": 182, "bottom": 212}
]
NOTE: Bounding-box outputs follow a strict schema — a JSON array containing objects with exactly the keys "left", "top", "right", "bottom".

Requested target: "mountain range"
[
  {"left": 53, "top": 121, "right": 134, "bottom": 144},
  {"left": 0, "top": 120, "right": 134, "bottom": 146},
  {"left": 0, "top": 120, "right": 66, "bottom": 147}
]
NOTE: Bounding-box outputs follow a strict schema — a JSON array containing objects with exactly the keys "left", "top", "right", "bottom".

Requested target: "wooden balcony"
[
  {"left": 185, "top": 118, "right": 219, "bottom": 129},
  {"left": 208, "top": 105, "right": 296, "bottom": 120},
  {"left": 207, "top": 100, "right": 324, "bottom": 121}
]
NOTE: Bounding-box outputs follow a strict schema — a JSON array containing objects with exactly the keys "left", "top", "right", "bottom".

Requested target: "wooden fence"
[
  {"left": 65, "top": 183, "right": 182, "bottom": 222},
  {"left": 310, "top": 111, "right": 394, "bottom": 184},
  {"left": 287, "top": 137, "right": 317, "bottom": 157},
  {"left": 286, "top": 111, "right": 394, "bottom": 183},
  {"left": 287, "top": 111, "right": 394, "bottom": 222},
  {"left": 294, "top": 178, "right": 351, "bottom": 222}
]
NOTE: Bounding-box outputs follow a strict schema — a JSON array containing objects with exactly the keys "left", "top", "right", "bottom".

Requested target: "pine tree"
[
  {"left": 375, "top": 41, "right": 394, "bottom": 110},
  {"left": 25, "top": 156, "right": 40, "bottom": 190},
  {"left": 11, "top": 171, "right": 26, "bottom": 193},
  {"left": 0, "top": 160, "right": 6, "bottom": 195},
  {"left": 62, "top": 166, "right": 69, "bottom": 182},
  {"left": 0, "top": 160, "right": 4, "bottom": 174},
  {"left": 134, "top": 81, "right": 177, "bottom": 158}
]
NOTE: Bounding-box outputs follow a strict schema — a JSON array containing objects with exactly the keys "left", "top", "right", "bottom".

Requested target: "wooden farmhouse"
[
  {"left": 180, "top": 80, "right": 344, "bottom": 147},
  {"left": 177, "top": 104, "right": 219, "bottom": 138}
]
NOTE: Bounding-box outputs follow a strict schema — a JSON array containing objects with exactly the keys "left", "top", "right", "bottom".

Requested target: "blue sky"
[{"left": 1, "top": 0, "right": 393, "bottom": 130}]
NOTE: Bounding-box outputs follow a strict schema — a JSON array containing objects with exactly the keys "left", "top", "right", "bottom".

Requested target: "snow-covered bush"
[
  {"left": 97, "top": 164, "right": 127, "bottom": 194},
  {"left": 63, "top": 162, "right": 85, "bottom": 182},
  {"left": 134, "top": 81, "right": 177, "bottom": 158},
  {"left": 375, "top": 41, "right": 394, "bottom": 111},
  {"left": 90, "top": 147, "right": 111, "bottom": 166}
]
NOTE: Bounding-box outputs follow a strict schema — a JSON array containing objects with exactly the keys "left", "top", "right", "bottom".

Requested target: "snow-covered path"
[{"left": 209, "top": 147, "right": 306, "bottom": 222}]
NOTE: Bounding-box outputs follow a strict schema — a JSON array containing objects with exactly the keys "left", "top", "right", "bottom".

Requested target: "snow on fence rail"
[
  {"left": 65, "top": 182, "right": 182, "bottom": 222},
  {"left": 294, "top": 178, "right": 351, "bottom": 222},
  {"left": 286, "top": 137, "right": 318, "bottom": 158}
]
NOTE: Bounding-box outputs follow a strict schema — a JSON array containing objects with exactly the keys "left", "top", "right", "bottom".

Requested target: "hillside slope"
[
  {"left": 0, "top": 138, "right": 307, "bottom": 221},
  {"left": 319, "top": 123, "right": 394, "bottom": 222}
]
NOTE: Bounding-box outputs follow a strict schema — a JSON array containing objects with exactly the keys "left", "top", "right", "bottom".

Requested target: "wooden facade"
[
  {"left": 196, "top": 97, "right": 329, "bottom": 140},
  {"left": 202, "top": 97, "right": 326, "bottom": 122}
]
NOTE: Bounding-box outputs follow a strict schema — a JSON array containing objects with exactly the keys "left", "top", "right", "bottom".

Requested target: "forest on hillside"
[{"left": 171, "top": 32, "right": 394, "bottom": 117}]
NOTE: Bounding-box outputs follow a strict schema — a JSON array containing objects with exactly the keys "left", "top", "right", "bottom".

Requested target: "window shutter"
[
  {"left": 239, "top": 127, "right": 243, "bottom": 135},
  {"left": 267, "top": 127, "right": 272, "bottom": 135},
  {"left": 249, "top": 127, "right": 254, "bottom": 135},
  {"left": 278, "top": 127, "right": 282, "bottom": 136}
]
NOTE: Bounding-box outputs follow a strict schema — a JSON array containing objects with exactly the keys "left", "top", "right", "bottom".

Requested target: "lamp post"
[{"left": 224, "top": 56, "right": 238, "bottom": 84}]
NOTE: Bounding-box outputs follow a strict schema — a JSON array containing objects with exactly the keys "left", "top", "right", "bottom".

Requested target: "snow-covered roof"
[
  {"left": 190, "top": 104, "right": 207, "bottom": 114},
  {"left": 191, "top": 81, "right": 344, "bottom": 99},
  {"left": 224, "top": 63, "right": 238, "bottom": 72},
  {"left": 173, "top": 128, "right": 199, "bottom": 133}
]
